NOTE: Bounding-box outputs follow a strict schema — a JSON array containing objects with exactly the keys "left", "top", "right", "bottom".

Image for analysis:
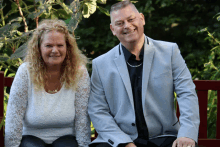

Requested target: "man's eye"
[
  {"left": 129, "top": 18, "right": 135, "bottom": 22},
  {"left": 58, "top": 45, "right": 63, "bottom": 47},
  {"left": 116, "top": 22, "right": 123, "bottom": 26}
]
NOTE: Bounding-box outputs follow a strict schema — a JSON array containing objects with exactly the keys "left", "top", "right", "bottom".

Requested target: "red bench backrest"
[
  {"left": 176, "top": 80, "right": 220, "bottom": 147},
  {"left": 0, "top": 71, "right": 14, "bottom": 147}
]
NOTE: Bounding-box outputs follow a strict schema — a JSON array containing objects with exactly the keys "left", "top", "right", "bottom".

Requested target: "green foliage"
[
  {"left": 0, "top": 0, "right": 108, "bottom": 61},
  {"left": 91, "top": 122, "right": 95, "bottom": 137},
  {"left": 196, "top": 12, "right": 220, "bottom": 139},
  {"left": 82, "top": 0, "right": 97, "bottom": 18},
  {"left": 207, "top": 90, "right": 217, "bottom": 138},
  {"left": 199, "top": 13, "right": 220, "bottom": 80},
  {"left": 197, "top": 13, "right": 220, "bottom": 138}
]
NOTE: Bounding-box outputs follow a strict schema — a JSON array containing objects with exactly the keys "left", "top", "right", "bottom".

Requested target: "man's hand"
[
  {"left": 172, "top": 137, "right": 195, "bottom": 147},
  {"left": 125, "top": 142, "right": 136, "bottom": 147}
]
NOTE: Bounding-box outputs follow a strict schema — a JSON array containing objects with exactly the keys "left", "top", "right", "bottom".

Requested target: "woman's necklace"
[
  {"left": 47, "top": 81, "right": 62, "bottom": 94},
  {"left": 48, "top": 89, "right": 59, "bottom": 94}
]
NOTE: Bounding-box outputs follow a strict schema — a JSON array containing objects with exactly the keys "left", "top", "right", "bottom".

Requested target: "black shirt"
[{"left": 122, "top": 44, "right": 149, "bottom": 140}]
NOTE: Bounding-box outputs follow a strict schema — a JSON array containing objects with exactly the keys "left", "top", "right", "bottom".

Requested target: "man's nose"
[{"left": 124, "top": 21, "right": 131, "bottom": 29}]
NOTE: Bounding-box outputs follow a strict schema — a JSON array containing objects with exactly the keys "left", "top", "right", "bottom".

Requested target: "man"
[{"left": 88, "top": 1, "right": 200, "bottom": 147}]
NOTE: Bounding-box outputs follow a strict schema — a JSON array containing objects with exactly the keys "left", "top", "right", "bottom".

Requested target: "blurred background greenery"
[{"left": 0, "top": 0, "right": 220, "bottom": 139}]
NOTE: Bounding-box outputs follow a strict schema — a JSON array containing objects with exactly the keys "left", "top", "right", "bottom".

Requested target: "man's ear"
[
  {"left": 110, "top": 24, "right": 116, "bottom": 36},
  {"left": 140, "top": 13, "right": 145, "bottom": 26}
]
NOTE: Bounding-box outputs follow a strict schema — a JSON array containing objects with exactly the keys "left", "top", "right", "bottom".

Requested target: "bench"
[
  {"left": 1, "top": 71, "right": 220, "bottom": 147},
  {"left": 0, "top": 71, "right": 14, "bottom": 147},
  {"left": 176, "top": 80, "right": 220, "bottom": 147}
]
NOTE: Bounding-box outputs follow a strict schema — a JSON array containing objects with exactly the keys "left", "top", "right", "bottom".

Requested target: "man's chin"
[
  {"left": 119, "top": 37, "right": 138, "bottom": 45},
  {"left": 125, "top": 39, "right": 137, "bottom": 44}
]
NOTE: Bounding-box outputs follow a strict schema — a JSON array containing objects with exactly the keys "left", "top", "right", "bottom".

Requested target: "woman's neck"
[{"left": 46, "top": 66, "right": 62, "bottom": 81}]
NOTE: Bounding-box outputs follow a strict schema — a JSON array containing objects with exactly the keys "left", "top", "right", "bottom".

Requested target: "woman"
[{"left": 5, "top": 19, "right": 91, "bottom": 147}]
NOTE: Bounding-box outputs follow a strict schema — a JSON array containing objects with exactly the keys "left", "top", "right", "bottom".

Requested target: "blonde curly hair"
[{"left": 24, "top": 19, "right": 88, "bottom": 91}]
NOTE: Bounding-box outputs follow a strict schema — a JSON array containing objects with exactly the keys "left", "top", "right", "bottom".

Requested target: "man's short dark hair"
[{"left": 110, "top": 0, "right": 132, "bottom": 14}]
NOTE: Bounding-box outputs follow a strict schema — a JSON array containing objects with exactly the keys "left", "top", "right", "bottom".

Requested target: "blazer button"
[
  {"left": 132, "top": 123, "right": 135, "bottom": 126},
  {"left": 108, "top": 139, "right": 114, "bottom": 145}
]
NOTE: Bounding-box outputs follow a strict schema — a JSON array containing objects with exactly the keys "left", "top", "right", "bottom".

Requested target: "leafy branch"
[
  {"left": 199, "top": 13, "right": 220, "bottom": 80},
  {"left": 14, "top": 0, "right": 28, "bottom": 32},
  {"left": 0, "top": 0, "right": 109, "bottom": 60}
]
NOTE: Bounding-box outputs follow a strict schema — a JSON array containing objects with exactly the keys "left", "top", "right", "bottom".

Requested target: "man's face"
[{"left": 110, "top": 5, "right": 145, "bottom": 45}]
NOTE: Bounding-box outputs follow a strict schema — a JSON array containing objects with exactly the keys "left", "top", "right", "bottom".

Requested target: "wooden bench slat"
[
  {"left": 198, "top": 139, "right": 220, "bottom": 147},
  {"left": 0, "top": 72, "right": 4, "bottom": 121},
  {"left": 194, "top": 80, "right": 220, "bottom": 90},
  {"left": 216, "top": 90, "right": 220, "bottom": 139},
  {"left": 91, "top": 137, "right": 96, "bottom": 141},
  {"left": 4, "top": 77, "right": 14, "bottom": 87},
  {"left": 0, "top": 71, "right": 4, "bottom": 147},
  {"left": 0, "top": 124, "right": 3, "bottom": 147},
  {"left": 176, "top": 101, "right": 180, "bottom": 119},
  {"left": 197, "top": 90, "right": 208, "bottom": 138}
]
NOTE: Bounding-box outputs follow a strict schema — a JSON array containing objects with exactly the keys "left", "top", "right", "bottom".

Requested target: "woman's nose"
[{"left": 52, "top": 46, "right": 58, "bottom": 53}]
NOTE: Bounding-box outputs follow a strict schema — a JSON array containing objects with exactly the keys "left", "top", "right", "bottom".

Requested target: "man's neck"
[{"left": 122, "top": 35, "right": 145, "bottom": 60}]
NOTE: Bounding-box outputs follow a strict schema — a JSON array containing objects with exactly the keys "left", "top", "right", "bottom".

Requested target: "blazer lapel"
[
  {"left": 142, "top": 36, "right": 155, "bottom": 114},
  {"left": 114, "top": 44, "right": 135, "bottom": 111}
]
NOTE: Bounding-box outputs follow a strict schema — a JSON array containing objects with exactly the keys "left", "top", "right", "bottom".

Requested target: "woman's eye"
[{"left": 46, "top": 45, "right": 52, "bottom": 48}]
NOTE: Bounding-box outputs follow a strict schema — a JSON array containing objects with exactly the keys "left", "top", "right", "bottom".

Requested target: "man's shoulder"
[
  {"left": 147, "top": 37, "right": 178, "bottom": 54},
  {"left": 148, "top": 37, "right": 176, "bottom": 47},
  {"left": 93, "top": 44, "right": 119, "bottom": 63}
]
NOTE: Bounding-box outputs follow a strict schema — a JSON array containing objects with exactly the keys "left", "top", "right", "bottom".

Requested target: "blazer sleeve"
[
  {"left": 88, "top": 60, "right": 133, "bottom": 147},
  {"left": 172, "top": 43, "right": 200, "bottom": 142}
]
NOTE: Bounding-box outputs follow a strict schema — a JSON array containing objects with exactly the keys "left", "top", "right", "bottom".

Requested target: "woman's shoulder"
[
  {"left": 15, "top": 62, "right": 30, "bottom": 78},
  {"left": 18, "top": 62, "right": 29, "bottom": 70},
  {"left": 78, "top": 64, "right": 87, "bottom": 71},
  {"left": 78, "top": 64, "right": 89, "bottom": 76}
]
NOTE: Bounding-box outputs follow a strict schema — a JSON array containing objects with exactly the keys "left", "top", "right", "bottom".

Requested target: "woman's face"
[{"left": 40, "top": 31, "right": 67, "bottom": 68}]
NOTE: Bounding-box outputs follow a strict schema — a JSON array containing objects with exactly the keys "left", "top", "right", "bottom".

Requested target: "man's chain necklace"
[{"left": 126, "top": 62, "right": 143, "bottom": 67}]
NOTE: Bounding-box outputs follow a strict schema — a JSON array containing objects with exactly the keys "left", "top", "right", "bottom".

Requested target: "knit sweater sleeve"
[
  {"left": 74, "top": 66, "right": 91, "bottom": 147},
  {"left": 5, "top": 63, "right": 29, "bottom": 147}
]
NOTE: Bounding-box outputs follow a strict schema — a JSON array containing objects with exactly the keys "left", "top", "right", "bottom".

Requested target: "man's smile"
[{"left": 123, "top": 28, "right": 136, "bottom": 35}]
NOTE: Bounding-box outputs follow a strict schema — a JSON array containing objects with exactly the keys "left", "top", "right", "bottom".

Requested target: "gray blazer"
[{"left": 88, "top": 36, "right": 200, "bottom": 147}]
